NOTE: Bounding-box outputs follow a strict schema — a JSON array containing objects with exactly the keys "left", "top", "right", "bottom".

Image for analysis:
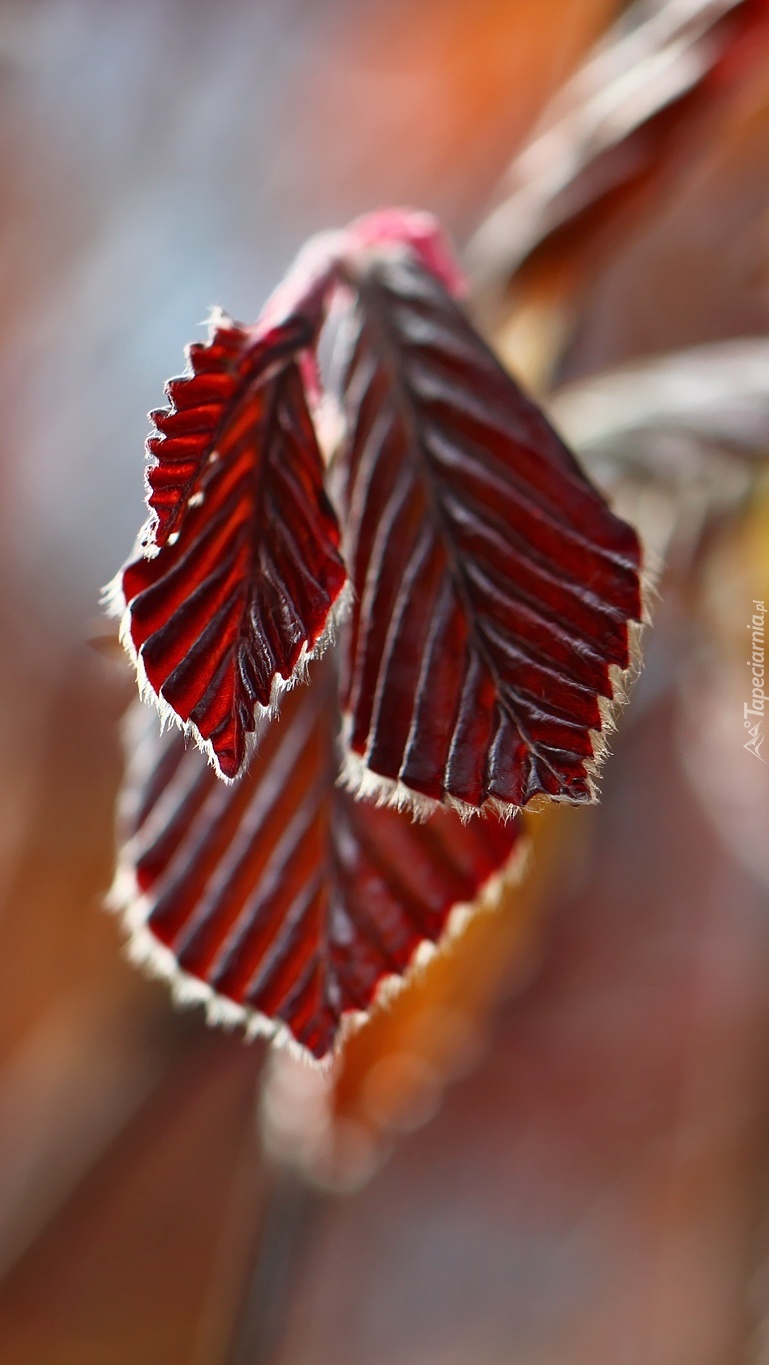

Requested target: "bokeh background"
[{"left": 1, "top": 0, "right": 769, "bottom": 1361}]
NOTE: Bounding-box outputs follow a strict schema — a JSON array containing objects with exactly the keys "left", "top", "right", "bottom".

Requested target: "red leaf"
[
  {"left": 110, "top": 662, "right": 523, "bottom": 1060},
  {"left": 108, "top": 317, "right": 349, "bottom": 781},
  {"left": 332, "top": 251, "right": 643, "bottom": 815},
  {"left": 144, "top": 314, "right": 312, "bottom": 552}
]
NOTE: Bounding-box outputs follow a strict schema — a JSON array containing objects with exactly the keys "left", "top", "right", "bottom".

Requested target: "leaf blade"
[
  {"left": 332, "top": 252, "right": 643, "bottom": 815},
  {"left": 110, "top": 323, "right": 349, "bottom": 780},
  {"left": 110, "top": 665, "right": 523, "bottom": 1061}
]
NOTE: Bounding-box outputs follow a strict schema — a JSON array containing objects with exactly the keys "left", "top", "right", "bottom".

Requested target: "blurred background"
[{"left": 1, "top": 0, "right": 769, "bottom": 1361}]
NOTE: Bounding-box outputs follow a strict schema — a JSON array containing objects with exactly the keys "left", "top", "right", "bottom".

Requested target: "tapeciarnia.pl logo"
[{"left": 744, "top": 599, "right": 766, "bottom": 762}]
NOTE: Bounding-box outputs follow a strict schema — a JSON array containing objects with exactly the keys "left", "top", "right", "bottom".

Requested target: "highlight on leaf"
[
  {"left": 109, "top": 662, "right": 525, "bottom": 1061},
  {"left": 107, "top": 312, "right": 349, "bottom": 781},
  {"left": 331, "top": 247, "right": 643, "bottom": 818}
]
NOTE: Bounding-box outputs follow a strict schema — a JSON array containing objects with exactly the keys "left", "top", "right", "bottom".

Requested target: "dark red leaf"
[
  {"left": 144, "top": 314, "right": 313, "bottom": 552},
  {"left": 110, "top": 662, "right": 523, "bottom": 1060},
  {"left": 108, "top": 317, "right": 348, "bottom": 781},
  {"left": 331, "top": 251, "right": 643, "bottom": 815}
]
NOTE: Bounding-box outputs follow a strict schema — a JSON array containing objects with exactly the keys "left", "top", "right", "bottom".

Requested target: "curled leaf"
[
  {"left": 468, "top": 0, "right": 769, "bottom": 308},
  {"left": 551, "top": 337, "right": 769, "bottom": 472},
  {"left": 465, "top": 0, "right": 769, "bottom": 397}
]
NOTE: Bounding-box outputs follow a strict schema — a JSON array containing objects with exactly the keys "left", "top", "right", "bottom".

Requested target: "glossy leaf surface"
[
  {"left": 333, "top": 252, "right": 642, "bottom": 814},
  {"left": 113, "top": 665, "right": 522, "bottom": 1060},
  {"left": 114, "top": 318, "right": 348, "bottom": 780}
]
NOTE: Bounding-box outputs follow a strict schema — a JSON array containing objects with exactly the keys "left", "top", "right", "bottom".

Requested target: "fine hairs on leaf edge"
[
  {"left": 101, "top": 569, "right": 354, "bottom": 784},
  {"left": 106, "top": 821, "right": 530, "bottom": 1069},
  {"left": 137, "top": 305, "right": 238, "bottom": 560},
  {"left": 336, "top": 739, "right": 522, "bottom": 824},
  {"left": 336, "top": 560, "right": 653, "bottom": 822},
  {"left": 136, "top": 306, "right": 323, "bottom": 559}
]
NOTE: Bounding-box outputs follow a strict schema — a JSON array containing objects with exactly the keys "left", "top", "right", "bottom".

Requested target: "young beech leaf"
[
  {"left": 110, "top": 661, "right": 523, "bottom": 1061},
  {"left": 332, "top": 249, "right": 643, "bottom": 816},
  {"left": 108, "top": 315, "right": 348, "bottom": 781}
]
